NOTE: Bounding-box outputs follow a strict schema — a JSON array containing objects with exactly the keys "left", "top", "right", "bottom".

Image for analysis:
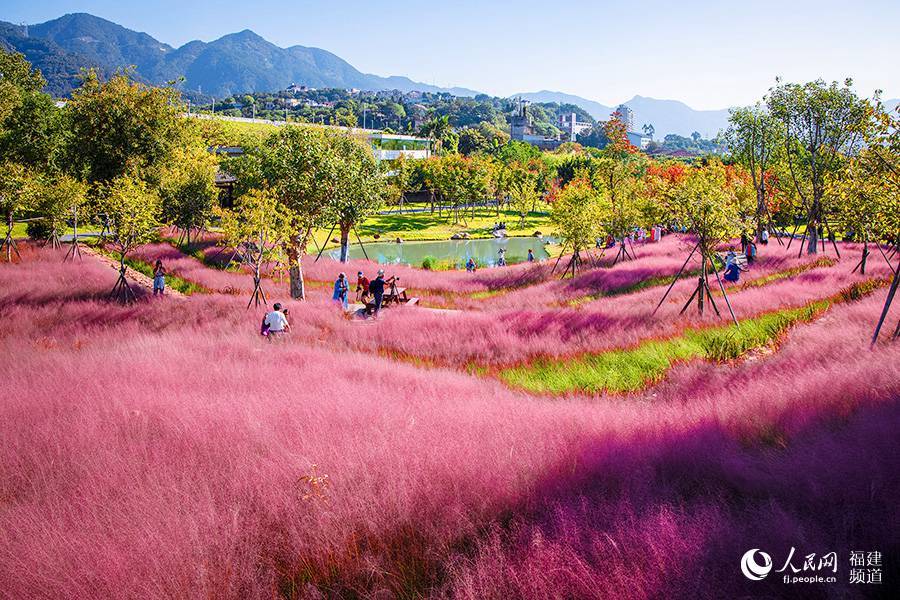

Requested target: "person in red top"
[{"left": 356, "top": 271, "right": 370, "bottom": 302}]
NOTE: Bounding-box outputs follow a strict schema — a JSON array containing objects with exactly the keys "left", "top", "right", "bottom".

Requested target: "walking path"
[{"left": 81, "top": 245, "right": 186, "bottom": 298}]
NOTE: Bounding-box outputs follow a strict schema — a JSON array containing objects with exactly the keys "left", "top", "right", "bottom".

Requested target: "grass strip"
[
  {"left": 499, "top": 278, "right": 883, "bottom": 395},
  {"left": 122, "top": 257, "right": 209, "bottom": 295}
]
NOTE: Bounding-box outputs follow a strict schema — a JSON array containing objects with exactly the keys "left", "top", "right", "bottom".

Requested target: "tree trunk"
[
  {"left": 756, "top": 188, "right": 766, "bottom": 243},
  {"left": 5, "top": 217, "right": 11, "bottom": 262},
  {"left": 806, "top": 215, "right": 819, "bottom": 255},
  {"left": 339, "top": 221, "right": 351, "bottom": 263},
  {"left": 287, "top": 235, "right": 307, "bottom": 300}
]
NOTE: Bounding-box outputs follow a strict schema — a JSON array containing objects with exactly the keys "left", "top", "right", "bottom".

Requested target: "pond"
[{"left": 326, "top": 236, "right": 557, "bottom": 267}]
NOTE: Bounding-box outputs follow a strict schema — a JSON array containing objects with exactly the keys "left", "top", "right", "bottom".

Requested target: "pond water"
[{"left": 326, "top": 236, "right": 557, "bottom": 267}]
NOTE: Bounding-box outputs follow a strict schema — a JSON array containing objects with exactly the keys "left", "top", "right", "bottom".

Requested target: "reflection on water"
[{"left": 327, "top": 236, "right": 557, "bottom": 267}]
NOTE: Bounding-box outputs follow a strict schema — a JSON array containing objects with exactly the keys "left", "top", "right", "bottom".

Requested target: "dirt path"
[{"left": 81, "top": 245, "right": 186, "bottom": 299}]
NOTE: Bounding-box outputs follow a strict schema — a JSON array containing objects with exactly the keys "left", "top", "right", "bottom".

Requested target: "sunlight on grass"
[{"left": 499, "top": 279, "right": 883, "bottom": 395}]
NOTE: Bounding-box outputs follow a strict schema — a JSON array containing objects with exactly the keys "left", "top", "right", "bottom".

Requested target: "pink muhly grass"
[{"left": 0, "top": 242, "right": 896, "bottom": 599}]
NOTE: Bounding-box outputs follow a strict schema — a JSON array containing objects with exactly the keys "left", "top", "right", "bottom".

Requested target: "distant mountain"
[
  {"left": 515, "top": 90, "right": 614, "bottom": 122},
  {"left": 621, "top": 95, "right": 731, "bottom": 139},
  {"left": 515, "top": 90, "right": 730, "bottom": 138},
  {"left": 0, "top": 13, "right": 480, "bottom": 98}
]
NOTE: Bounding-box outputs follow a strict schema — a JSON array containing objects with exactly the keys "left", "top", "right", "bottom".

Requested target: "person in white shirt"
[{"left": 264, "top": 303, "right": 290, "bottom": 336}]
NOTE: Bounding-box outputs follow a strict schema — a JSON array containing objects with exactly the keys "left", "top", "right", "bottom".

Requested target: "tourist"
[
  {"left": 724, "top": 250, "right": 737, "bottom": 269},
  {"left": 263, "top": 303, "right": 290, "bottom": 337},
  {"left": 356, "top": 271, "right": 369, "bottom": 302},
  {"left": 527, "top": 248, "right": 535, "bottom": 262},
  {"left": 333, "top": 272, "right": 349, "bottom": 310},
  {"left": 760, "top": 228, "right": 770, "bottom": 245},
  {"left": 152, "top": 260, "right": 166, "bottom": 295},
  {"left": 746, "top": 240, "right": 758, "bottom": 264},
  {"left": 465, "top": 257, "right": 477, "bottom": 272},
  {"left": 724, "top": 259, "right": 742, "bottom": 283},
  {"left": 369, "top": 270, "right": 388, "bottom": 315},
  {"left": 497, "top": 248, "right": 507, "bottom": 267}
]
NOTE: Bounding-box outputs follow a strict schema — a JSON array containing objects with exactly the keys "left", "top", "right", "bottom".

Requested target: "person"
[
  {"left": 724, "top": 260, "right": 742, "bottom": 283},
  {"left": 368, "top": 270, "right": 391, "bottom": 315},
  {"left": 497, "top": 248, "right": 507, "bottom": 267},
  {"left": 356, "top": 271, "right": 370, "bottom": 303},
  {"left": 746, "top": 240, "right": 758, "bottom": 264},
  {"left": 263, "top": 303, "right": 290, "bottom": 337},
  {"left": 724, "top": 250, "right": 737, "bottom": 269},
  {"left": 527, "top": 248, "right": 535, "bottom": 262},
  {"left": 465, "top": 257, "right": 477, "bottom": 272},
  {"left": 760, "top": 228, "right": 770, "bottom": 245},
  {"left": 152, "top": 260, "right": 166, "bottom": 296},
  {"left": 333, "top": 272, "right": 349, "bottom": 310}
]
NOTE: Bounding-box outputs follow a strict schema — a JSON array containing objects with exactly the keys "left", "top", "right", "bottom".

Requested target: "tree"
[
  {"left": 387, "top": 153, "right": 415, "bottom": 213},
  {"left": 691, "top": 131, "right": 701, "bottom": 144},
  {"left": 656, "top": 161, "right": 750, "bottom": 322},
  {"left": 66, "top": 70, "right": 184, "bottom": 186},
  {"left": 550, "top": 178, "right": 604, "bottom": 277},
  {"left": 458, "top": 127, "right": 489, "bottom": 156},
  {"left": 419, "top": 115, "right": 456, "bottom": 155},
  {"left": 160, "top": 146, "right": 219, "bottom": 246},
  {"left": 32, "top": 173, "right": 87, "bottom": 257},
  {"left": 0, "top": 162, "right": 32, "bottom": 261},
  {"left": 326, "top": 134, "right": 388, "bottom": 263},
  {"left": 642, "top": 123, "right": 655, "bottom": 140},
  {"left": 831, "top": 155, "right": 898, "bottom": 275},
  {"left": 767, "top": 78, "right": 869, "bottom": 255},
  {"left": 0, "top": 49, "right": 45, "bottom": 124},
  {"left": 218, "top": 189, "right": 290, "bottom": 308},
  {"left": 506, "top": 162, "right": 540, "bottom": 227},
  {"left": 96, "top": 173, "right": 162, "bottom": 303},
  {"left": 258, "top": 127, "right": 339, "bottom": 300},
  {"left": 0, "top": 82, "right": 67, "bottom": 172},
  {"left": 722, "top": 103, "right": 784, "bottom": 243},
  {"left": 432, "top": 154, "right": 489, "bottom": 225}
]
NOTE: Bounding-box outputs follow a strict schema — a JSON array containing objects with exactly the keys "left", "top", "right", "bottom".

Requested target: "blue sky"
[{"left": 3, "top": 0, "right": 898, "bottom": 109}]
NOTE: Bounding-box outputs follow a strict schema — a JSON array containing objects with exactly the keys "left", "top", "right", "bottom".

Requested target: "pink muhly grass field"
[{"left": 0, "top": 243, "right": 897, "bottom": 599}]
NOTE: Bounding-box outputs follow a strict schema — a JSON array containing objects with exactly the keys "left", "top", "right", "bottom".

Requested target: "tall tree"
[
  {"left": 722, "top": 104, "right": 784, "bottom": 243},
  {"left": 218, "top": 189, "right": 289, "bottom": 308},
  {"left": 66, "top": 70, "right": 184, "bottom": 186},
  {"left": 767, "top": 79, "right": 869, "bottom": 255},
  {"left": 258, "top": 127, "right": 339, "bottom": 300},
  {"left": 0, "top": 49, "right": 45, "bottom": 124},
  {"left": 0, "top": 162, "right": 32, "bottom": 261},
  {"left": 31, "top": 173, "right": 87, "bottom": 255},
  {"left": 160, "top": 146, "right": 219, "bottom": 246},
  {"left": 419, "top": 115, "right": 457, "bottom": 155},
  {"left": 550, "top": 178, "right": 604, "bottom": 277},
  {"left": 657, "top": 161, "right": 751, "bottom": 322},
  {"left": 506, "top": 162, "right": 540, "bottom": 228},
  {"left": 327, "top": 134, "right": 388, "bottom": 263},
  {"left": 96, "top": 173, "right": 162, "bottom": 303}
]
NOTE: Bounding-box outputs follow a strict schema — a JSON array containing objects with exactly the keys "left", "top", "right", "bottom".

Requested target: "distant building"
[
  {"left": 626, "top": 131, "right": 651, "bottom": 150},
  {"left": 615, "top": 104, "right": 634, "bottom": 131},
  {"left": 369, "top": 133, "right": 432, "bottom": 161},
  {"left": 510, "top": 98, "right": 562, "bottom": 150},
  {"left": 558, "top": 112, "right": 592, "bottom": 141}
]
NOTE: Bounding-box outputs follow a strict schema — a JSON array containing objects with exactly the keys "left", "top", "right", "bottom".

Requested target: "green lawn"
[
  {"left": 314, "top": 208, "right": 556, "bottom": 249},
  {"left": 498, "top": 278, "right": 883, "bottom": 395}
]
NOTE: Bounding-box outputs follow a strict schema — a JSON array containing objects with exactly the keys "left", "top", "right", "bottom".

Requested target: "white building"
[
  {"left": 626, "top": 131, "right": 651, "bottom": 150},
  {"left": 615, "top": 104, "right": 634, "bottom": 131},
  {"left": 558, "top": 112, "right": 592, "bottom": 141},
  {"left": 368, "top": 132, "right": 432, "bottom": 161}
]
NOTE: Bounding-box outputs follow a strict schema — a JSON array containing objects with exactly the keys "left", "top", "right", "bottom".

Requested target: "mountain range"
[
  {"left": 1, "top": 13, "right": 895, "bottom": 139},
  {"left": 0, "top": 13, "right": 479, "bottom": 99}
]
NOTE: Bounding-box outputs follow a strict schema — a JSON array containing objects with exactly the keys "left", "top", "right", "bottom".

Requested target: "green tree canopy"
[
  {"left": 767, "top": 78, "right": 870, "bottom": 254},
  {"left": 66, "top": 70, "right": 185, "bottom": 186}
]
